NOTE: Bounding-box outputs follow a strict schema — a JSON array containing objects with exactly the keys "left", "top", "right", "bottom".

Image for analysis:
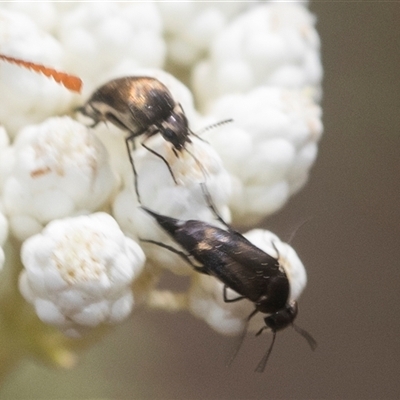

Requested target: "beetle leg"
[
  {"left": 271, "top": 240, "right": 281, "bottom": 261},
  {"left": 125, "top": 135, "right": 141, "bottom": 203},
  {"left": 223, "top": 285, "right": 246, "bottom": 303},
  {"left": 227, "top": 308, "right": 259, "bottom": 367},
  {"left": 141, "top": 140, "right": 178, "bottom": 185},
  {"left": 254, "top": 331, "right": 277, "bottom": 373},
  {"left": 200, "top": 183, "right": 234, "bottom": 231},
  {"left": 140, "top": 238, "right": 208, "bottom": 275},
  {"left": 292, "top": 324, "right": 317, "bottom": 351}
]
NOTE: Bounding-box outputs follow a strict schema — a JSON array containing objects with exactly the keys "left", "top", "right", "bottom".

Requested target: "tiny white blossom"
[
  {"left": 205, "top": 87, "right": 322, "bottom": 226},
  {"left": 2, "top": 116, "right": 118, "bottom": 241},
  {"left": 188, "top": 229, "right": 307, "bottom": 335},
  {"left": 0, "top": 126, "right": 10, "bottom": 152},
  {"left": 0, "top": 9, "right": 76, "bottom": 136},
  {"left": 134, "top": 136, "right": 232, "bottom": 221},
  {"left": 188, "top": 274, "right": 253, "bottom": 336},
  {"left": 192, "top": 3, "right": 322, "bottom": 109},
  {"left": 1, "top": 2, "right": 58, "bottom": 32},
  {"left": 243, "top": 229, "right": 307, "bottom": 302},
  {"left": 56, "top": 3, "right": 165, "bottom": 93},
  {"left": 19, "top": 212, "right": 145, "bottom": 337},
  {"left": 158, "top": 2, "right": 249, "bottom": 68}
]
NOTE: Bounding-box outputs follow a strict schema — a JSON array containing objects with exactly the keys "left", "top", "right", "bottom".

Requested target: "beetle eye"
[
  {"left": 264, "top": 304, "right": 298, "bottom": 332},
  {"left": 161, "top": 127, "right": 186, "bottom": 151},
  {"left": 162, "top": 127, "right": 176, "bottom": 140}
]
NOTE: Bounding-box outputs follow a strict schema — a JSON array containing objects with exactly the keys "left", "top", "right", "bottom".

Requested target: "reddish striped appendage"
[{"left": 0, "top": 54, "right": 82, "bottom": 93}]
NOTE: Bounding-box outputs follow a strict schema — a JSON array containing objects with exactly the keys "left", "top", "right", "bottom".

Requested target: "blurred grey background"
[{"left": 2, "top": 3, "right": 400, "bottom": 399}]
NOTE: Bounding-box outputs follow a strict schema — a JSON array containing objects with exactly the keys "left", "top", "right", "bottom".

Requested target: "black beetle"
[
  {"left": 141, "top": 185, "right": 316, "bottom": 372},
  {"left": 78, "top": 76, "right": 231, "bottom": 201}
]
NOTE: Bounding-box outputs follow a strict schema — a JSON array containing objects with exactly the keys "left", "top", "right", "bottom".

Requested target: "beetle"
[
  {"left": 141, "top": 184, "right": 316, "bottom": 372},
  {"left": 78, "top": 76, "right": 231, "bottom": 201}
]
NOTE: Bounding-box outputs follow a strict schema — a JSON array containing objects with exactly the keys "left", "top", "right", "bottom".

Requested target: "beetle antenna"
[
  {"left": 227, "top": 308, "right": 258, "bottom": 368},
  {"left": 199, "top": 182, "right": 232, "bottom": 231},
  {"left": 286, "top": 218, "right": 312, "bottom": 245},
  {"left": 193, "top": 118, "right": 233, "bottom": 138},
  {"left": 292, "top": 323, "right": 317, "bottom": 351},
  {"left": 254, "top": 322, "right": 316, "bottom": 373},
  {"left": 255, "top": 331, "right": 277, "bottom": 373},
  {"left": 141, "top": 141, "right": 178, "bottom": 186},
  {"left": 271, "top": 240, "right": 281, "bottom": 260}
]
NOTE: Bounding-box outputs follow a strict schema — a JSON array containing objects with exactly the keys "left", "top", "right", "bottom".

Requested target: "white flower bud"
[
  {"left": 0, "top": 9, "right": 76, "bottom": 137},
  {"left": 188, "top": 274, "right": 253, "bottom": 336},
  {"left": 19, "top": 212, "right": 145, "bottom": 337},
  {"left": 192, "top": 3, "right": 322, "bottom": 109},
  {"left": 243, "top": 229, "right": 307, "bottom": 303},
  {"left": 206, "top": 87, "right": 322, "bottom": 226},
  {"left": 1, "top": 2, "right": 57, "bottom": 32},
  {"left": 158, "top": 2, "right": 248, "bottom": 67},
  {"left": 3, "top": 117, "right": 118, "bottom": 241},
  {"left": 57, "top": 3, "right": 165, "bottom": 92}
]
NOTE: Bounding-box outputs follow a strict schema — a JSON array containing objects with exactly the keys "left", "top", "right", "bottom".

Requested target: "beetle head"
[
  {"left": 263, "top": 301, "right": 298, "bottom": 332},
  {"left": 159, "top": 105, "right": 191, "bottom": 151}
]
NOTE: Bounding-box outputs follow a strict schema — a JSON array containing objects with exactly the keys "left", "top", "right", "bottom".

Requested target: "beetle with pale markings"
[
  {"left": 78, "top": 76, "right": 231, "bottom": 201},
  {"left": 141, "top": 184, "right": 316, "bottom": 372}
]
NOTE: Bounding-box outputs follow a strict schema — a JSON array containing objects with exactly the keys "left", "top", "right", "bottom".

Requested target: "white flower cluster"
[
  {"left": 0, "top": 2, "right": 322, "bottom": 342},
  {"left": 207, "top": 87, "right": 322, "bottom": 225},
  {"left": 192, "top": 3, "right": 322, "bottom": 108},
  {"left": 190, "top": 2, "right": 323, "bottom": 225},
  {"left": 19, "top": 213, "right": 145, "bottom": 337},
  {"left": 158, "top": 2, "right": 249, "bottom": 68},
  {"left": 57, "top": 3, "right": 165, "bottom": 90},
  {"left": 2, "top": 117, "right": 118, "bottom": 241}
]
